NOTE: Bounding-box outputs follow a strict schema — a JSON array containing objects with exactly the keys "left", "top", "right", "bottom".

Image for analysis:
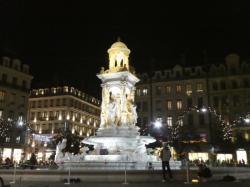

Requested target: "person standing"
[{"left": 160, "top": 143, "right": 173, "bottom": 182}]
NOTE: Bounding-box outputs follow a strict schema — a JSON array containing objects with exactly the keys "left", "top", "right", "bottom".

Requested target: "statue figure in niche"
[
  {"left": 115, "top": 96, "right": 121, "bottom": 127},
  {"left": 100, "top": 86, "right": 110, "bottom": 128},
  {"left": 107, "top": 92, "right": 118, "bottom": 126},
  {"left": 126, "top": 94, "right": 137, "bottom": 126}
]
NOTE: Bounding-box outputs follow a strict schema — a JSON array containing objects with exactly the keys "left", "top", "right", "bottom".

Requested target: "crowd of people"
[
  {"left": 0, "top": 153, "right": 57, "bottom": 169},
  {"left": 188, "top": 158, "right": 248, "bottom": 167}
]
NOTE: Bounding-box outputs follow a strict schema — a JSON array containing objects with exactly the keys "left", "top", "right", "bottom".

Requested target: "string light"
[
  {"left": 0, "top": 118, "right": 33, "bottom": 138},
  {"left": 170, "top": 106, "right": 233, "bottom": 141}
]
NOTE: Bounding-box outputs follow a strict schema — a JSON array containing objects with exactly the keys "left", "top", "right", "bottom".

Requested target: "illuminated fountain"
[{"left": 55, "top": 39, "right": 158, "bottom": 169}]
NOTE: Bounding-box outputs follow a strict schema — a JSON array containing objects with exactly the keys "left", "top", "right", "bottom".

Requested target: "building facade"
[
  {"left": 135, "top": 54, "right": 250, "bottom": 163},
  {"left": 0, "top": 56, "right": 33, "bottom": 162},
  {"left": 27, "top": 86, "right": 101, "bottom": 161}
]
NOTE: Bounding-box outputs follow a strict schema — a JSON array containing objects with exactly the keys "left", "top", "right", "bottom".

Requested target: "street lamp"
[
  {"left": 244, "top": 118, "right": 250, "bottom": 124},
  {"left": 200, "top": 107, "right": 207, "bottom": 113},
  {"left": 153, "top": 119, "right": 162, "bottom": 129}
]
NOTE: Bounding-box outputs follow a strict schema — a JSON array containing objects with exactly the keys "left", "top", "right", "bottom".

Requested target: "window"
[
  {"left": 166, "top": 86, "right": 171, "bottom": 94},
  {"left": 197, "top": 97, "right": 203, "bottom": 108},
  {"left": 155, "top": 100, "right": 162, "bottom": 111},
  {"left": 38, "top": 100, "right": 42, "bottom": 108},
  {"left": 12, "top": 77, "right": 17, "bottom": 86},
  {"left": 177, "top": 116, "right": 183, "bottom": 126},
  {"left": 221, "top": 95, "right": 229, "bottom": 106},
  {"left": 2, "top": 74, "right": 7, "bottom": 82},
  {"left": 177, "top": 100, "right": 182, "bottom": 110},
  {"left": 199, "top": 114, "right": 205, "bottom": 126},
  {"left": 243, "top": 78, "right": 250, "bottom": 88},
  {"left": 166, "top": 100, "right": 172, "bottom": 110},
  {"left": 176, "top": 85, "right": 182, "bottom": 93},
  {"left": 16, "top": 136, "right": 21, "bottom": 143},
  {"left": 8, "top": 111, "right": 14, "bottom": 119},
  {"left": 197, "top": 83, "right": 203, "bottom": 92},
  {"left": 186, "top": 84, "right": 192, "bottom": 95},
  {"left": 136, "top": 102, "right": 141, "bottom": 112},
  {"left": 44, "top": 100, "right": 48, "bottom": 107},
  {"left": 232, "top": 80, "right": 238, "bottom": 89},
  {"left": 233, "top": 95, "right": 240, "bottom": 107},
  {"left": 21, "top": 96, "right": 25, "bottom": 106},
  {"left": 213, "top": 96, "right": 219, "bottom": 108},
  {"left": 167, "top": 116, "right": 173, "bottom": 127},
  {"left": 52, "top": 88, "right": 57, "bottom": 94},
  {"left": 187, "top": 97, "right": 192, "bottom": 108},
  {"left": 50, "top": 99, "right": 54, "bottom": 107},
  {"left": 31, "top": 112, "right": 35, "bottom": 120},
  {"left": 220, "top": 81, "right": 226, "bottom": 90},
  {"left": 0, "top": 110, "right": 3, "bottom": 118},
  {"left": 136, "top": 89, "right": 141, "bottom": 96},
  {"left": 10, "top": 93, "right": 16, "bottom": 104},
  {"left": 187, "top": 114, "right": 193, "bottom": 126},
  {"left": 5, "top": 137, "right": 10, "bottom": 143},
  {"left": 62, "top": 98, "right": 66, "bottom": 105},
  {"left": 142, "top": 88, "right": 148, "bottom": 96},
  {"left": 142, "top": 102, "right": 148, "bottom": 112},
  {"left": 176, "top": 71, "right": 181, "bottom": 78},
  {"left": 0, "top": 91, "right": 6, "bottom": 102},
  {"left": 64, "top": 86, "right": 69, "bottom": 93},
  {"left": 22, "top": 80, "right": 27, "bottom": 89},
  {"left": 155, "top": 86, "right": 162, "bottom": 95},
  {"left": 56, "top": 99, "right": 60, "bottom": 106},
  {"left": 212, "top": 82, "right": 218, "bottom": 91}
]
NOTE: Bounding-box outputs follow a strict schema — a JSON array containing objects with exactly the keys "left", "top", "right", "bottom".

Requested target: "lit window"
[
  {"left": 177, "top": 100, "right": 182, "bottom": 109},
  {"left": 197, "top": 83, "right": 203, "bottom": 92},
  {"left": 167, "top": 100, "right": 172, "bottom": 110},
  {"left": 0, "top": 90, "right": 5, "bottom": 102},
  {"left": 52, "top": 88, "right": 57, "bottom": 94},
  {"left": 167, "top": 116, "right": 173, "bottom": 127},
  {"left": 136, "top": 89, "right": 141, "bottom": 96},
  {"left": 142, "top": 88, "right": 148, "bottom": 96},
  {"left": 186, "top": 84, "right": 192, "bottom": 95},
  {"left": 176, "top": 85, "right": 182, "bottom": 93},
  {"left": 16, "top": 136, "right": 21, "bottom": 143},
  {"left": 0, "top": 110, "right": 3, "bottom": 118},
  {"left": 64, "top": 86, "right": 69, "bottom": 93},
  {"left": 5, "top": 137, "right": 10, "bottom": 143},
  {"left": 166, "top": 86, "right": 171, "bottom": 93},
  {"left": 39, "top": 89, "right": 44, "bottom": 95},
  {"left": 177, "top": 116, "right": 183, "bottom": 126}
]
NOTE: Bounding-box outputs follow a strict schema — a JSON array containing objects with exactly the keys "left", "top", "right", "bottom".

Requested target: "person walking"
[{"left": 160, "top": 142, "right": 173, "bottom": 182}]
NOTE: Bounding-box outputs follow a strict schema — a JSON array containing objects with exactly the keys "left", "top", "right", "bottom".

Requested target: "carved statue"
[
  {"left": 107, "top": 94, "right": 117, "bottom": 126},
  {"left": 55, "top": 138, "right": 67, "bottom": 163},
  {"left": 100, "top": 86, "right": 110, "bottom": 128},
  {"left": 126, "top": 94, "right": 137, "bottom": 126}
]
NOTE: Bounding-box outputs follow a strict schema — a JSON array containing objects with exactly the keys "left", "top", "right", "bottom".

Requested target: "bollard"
[
  {"left": 184, "top": 159, "right": 190, "bottom": 184},
  {"left": 10, "top": 163, "right": 17, "bottom": 184},
  {"left": 64, "top": 167, "right": 71, "bottom": 185},
  {"left": 122, "top": 156, "right": 128, "bottom": 185}
]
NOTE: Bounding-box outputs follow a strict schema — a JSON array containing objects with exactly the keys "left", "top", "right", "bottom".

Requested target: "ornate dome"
[{"left": 110, "top": 41, "right": 128, "bottom": 49}]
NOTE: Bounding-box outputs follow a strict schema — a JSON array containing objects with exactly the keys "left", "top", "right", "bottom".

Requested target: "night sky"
[{"left": 0, "top": 1, "right": 250, "bottom": 98}]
